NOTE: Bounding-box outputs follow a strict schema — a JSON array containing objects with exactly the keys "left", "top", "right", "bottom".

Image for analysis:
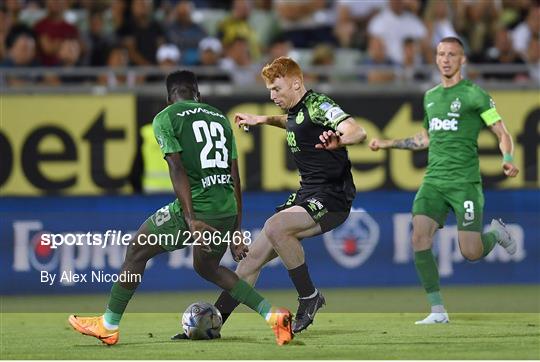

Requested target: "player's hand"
[
  {"left": 188, "top": 219, "right": 218, "bottom": 234},
  {"left": 234, "top": 113, "right": 264, "bottom": 129},
  {"left": 503, "top": 162, "right": 519, "bottom": 177},
  {"left": 188, "top": 219, "right": 218, "bottom": 252},
  {"left": 369, "top": 138, "right": 383, "bottom": 151},
  {"left": 230, "top": 232, "right": 249, "bottom": 262},
  {"left": 315, "top": 130, "right": 342, "bottom": 150}
]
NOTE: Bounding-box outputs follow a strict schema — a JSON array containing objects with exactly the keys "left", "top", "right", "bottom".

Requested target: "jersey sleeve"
[
  {"left": 152, "top": 112, "right": 182, "bottom": 156},
  {"left": 231, "top": 132, "right": 238, "bottom": 160},
  {"left": 422, "top": 95, "right": 429, "bottom": 130},
  {"left": 475, "top": 87, "right": 501, "bottom": 126},
  {"left": 308, "top": 94, "right": 350, "bottom": 130}
]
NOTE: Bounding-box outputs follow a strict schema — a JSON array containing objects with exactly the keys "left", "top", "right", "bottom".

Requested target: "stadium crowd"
[{"left": 0, "top": 0, "right": 538, "bottom": 86}]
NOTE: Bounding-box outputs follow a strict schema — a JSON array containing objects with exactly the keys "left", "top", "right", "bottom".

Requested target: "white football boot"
[
  {"left": 490, "top": 219, "right": 516, "bottom": 255},
  {"left": 415, "top": 312, "right": 450, "bottom": 325}
]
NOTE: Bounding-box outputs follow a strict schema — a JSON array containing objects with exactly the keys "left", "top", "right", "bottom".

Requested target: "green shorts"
[
  {"left": 144, "top": 200, "right": 237, "bottom": 255},
  {"left": 412, "top": 182, "right": 484, "bottom": 232}
]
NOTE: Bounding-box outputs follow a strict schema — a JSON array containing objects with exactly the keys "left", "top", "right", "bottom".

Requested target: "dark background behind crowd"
[{"left": 1, "top": 0, "right": 538, "bottom": 87}]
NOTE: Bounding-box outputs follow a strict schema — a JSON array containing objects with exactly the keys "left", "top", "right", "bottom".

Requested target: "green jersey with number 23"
[{"left": 152, "top": 100, "right": 238, "bottom": 217}]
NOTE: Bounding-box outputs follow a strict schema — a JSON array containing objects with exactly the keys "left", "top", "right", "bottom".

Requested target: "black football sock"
[
  {"left": 214, "top": 290, "right": 241, "bottom": 324},
  {"left": 288, "top": 263, "right": 316, "bottom": 298}
]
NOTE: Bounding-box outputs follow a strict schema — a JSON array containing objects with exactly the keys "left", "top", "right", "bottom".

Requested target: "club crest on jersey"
[
  {"left": 450, "top": 98, "right": 461, "bottom": 113},
  {"left": 157, "top": 136, "right": 164, "bottom": 148},
  {"left": 489, "top": 98, "right": 496, "bottom": 108},
  {"left": 296, "top": 110, "right": 304, "bottom": 124},
  {"left": 323, "top": 208, "right": 379, "bottom": 268}
]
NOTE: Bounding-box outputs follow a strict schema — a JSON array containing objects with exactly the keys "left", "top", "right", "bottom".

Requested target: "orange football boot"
[
  {"left": 68, "top": 315, "right": 119, "bottom": 345},
  {"left": 267, "top": 307, "right": 294, "bottom": 346}
]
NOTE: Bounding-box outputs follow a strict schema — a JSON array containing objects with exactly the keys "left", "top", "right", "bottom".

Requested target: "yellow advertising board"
[
  {"left": 226, "top": 91, "right": 539, "bottom": 191},
  {"left": 0, "top": 94, "right": 136, "bottom": 195},
  {"left": 1, "top": 91, "right": 537, "bottom": 195}
]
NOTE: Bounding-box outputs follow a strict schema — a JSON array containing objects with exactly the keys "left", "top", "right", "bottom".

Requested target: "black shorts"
[{"left": 275, "top": 185, "right": 354, "bottom": 233}]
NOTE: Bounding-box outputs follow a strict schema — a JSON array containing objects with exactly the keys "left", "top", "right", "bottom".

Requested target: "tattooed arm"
[{"left": 369, "top": 129, "right": 429, "bottom": 151}]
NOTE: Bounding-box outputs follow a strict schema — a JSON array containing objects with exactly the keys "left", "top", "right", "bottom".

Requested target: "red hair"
[{"left": 260, "top": 56, "right": 303, "bottom": 83}]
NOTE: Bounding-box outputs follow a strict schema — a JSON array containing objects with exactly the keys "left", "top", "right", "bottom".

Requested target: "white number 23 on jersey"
[{"left": 192, "top": 120, "right": 228, "bottom": 169}]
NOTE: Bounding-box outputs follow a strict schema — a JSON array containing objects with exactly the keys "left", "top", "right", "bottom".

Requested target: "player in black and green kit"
[
  {"left": 68, "top": 71, "right": 294, "bottom": 346},
  {"left": 369, "top": 37, "right": 519, "bottom": 324},
  {"left": 211, "top": 57, "right": 367, "bottom": 334}
]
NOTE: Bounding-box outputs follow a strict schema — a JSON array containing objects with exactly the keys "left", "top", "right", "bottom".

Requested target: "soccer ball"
[{"left": 181, "top": 302, "right": 222, "bottom": 340}]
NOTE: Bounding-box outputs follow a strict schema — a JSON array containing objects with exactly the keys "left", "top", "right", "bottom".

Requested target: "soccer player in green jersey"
[
  {"left": 68, "top": 71, "right": 294, "bottom": 346},
  {"left": 369, "top": 37, "right": 519, "bottom": 324}
]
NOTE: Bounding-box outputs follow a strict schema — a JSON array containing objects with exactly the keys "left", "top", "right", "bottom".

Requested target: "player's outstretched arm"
[
  {"left": 235, "top": 113, "right": 287, "bottom": 129},
  {"left": 165, "top": 153, "right": 217, "bottom": 236},
  {"left": 489, "top": 120, "right": 519, "bottom": 177},
  {"left": 315, "top": 117, "right": 366, "bottom": 150},
  {"left": 369, "top": 129, "right": 429, "bottom": 151}
]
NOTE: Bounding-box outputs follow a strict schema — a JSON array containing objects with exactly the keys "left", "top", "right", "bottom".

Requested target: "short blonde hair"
[{"left": 261, "top": 56, "right": 303, "bottom": 83}]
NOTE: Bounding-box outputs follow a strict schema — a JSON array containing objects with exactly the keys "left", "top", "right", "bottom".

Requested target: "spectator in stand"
[
  {"left": 98, "top": 43, "right": 141, "bottom": 88},
  {"left": 45, "top": 39, "right": 91, "bottom": 85},
  {"left": 103, "top": 0, "right": 129, "bottom": 37},
  {"left": 217, "top": 0, "right": 260, "bottom": 60},
  {"left": 219, "top": 36, "right": 258, "bottom": 85},
  {"left": 86, "top": 9, "right": 112, "bottom": 66},
  {"left": 307, "top": 43, "right": 335, "bottom": 83},
  {"left": 334, "top": 0, "right": 386, "bottom": 49},
  {"left": 198, "top": 36, "right": 222, "bottom": 66},
  {"left": 402, "top": 0, "right": 421, "bottom": 15},
  {"left": 401, "top": 37, "right": 426, "bottom": 82},
  {"left": 166, "top": 0, "right": 207, "bottom": 66},
  {"left": 157, "top": 44, "right": 181, "bottom": 68},
  {"left": 3, "top": 0, "right": 23, "bottom": 24},
  {"left": 146, "top": 43, "right": 181, "bottom": 83},
  {"left": 367, "top": 0, "right": 428, "bottom": 65},
  {"left": 33, "top": 0, "right": 80, "bottom": 66},
  {"left": 1, "top": 0, "right": 25, "bottom": 59},
  {"left": 453, "top": 0, "right": 501, "bottom": 60},
  {"left": 473, "top": 27, "right": 527, "bottom": 81},
  {"left": 363, "top": 36, "right": 396, "bottom": 84},
  {"left": 512, "top": 5, "right": 540, "bottom": 60},
  {"left": 274, "top": 0, "right": 336, "bottom": 48},
  {"left": 265, "top": 34, "right": 293, "bottom": 62},
  {"left": 424, "top": 0, "right": 458, "bottom": 51},
  {"left": 2, "top": 0, "right": 23, "bottom": 57},
  {"left": 0, "top": 25, "right": 40, "bottom": 86},
  {"left": 58, "top": 39, "right": 83, "bottom": 79},
  {"left": 118, "top": 0, "right": 165, "bottom": 66},
  {"left": 0, "top": 7, "right": 15, "bottom": 61},
  {"left": 526, "top": 35, "right": 540, "bottom": 83},
  {"left": 196, "top": 36, "right": 230, "bottom": 83}
]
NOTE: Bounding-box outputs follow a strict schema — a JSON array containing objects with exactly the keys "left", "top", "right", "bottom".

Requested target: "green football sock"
[
  {"left": 481, "top": 231, "right": 498, "bottom": 257},
  {"left": 414, "top": 249, "right": 443, "bottom": 307},
  {"left": 103, "top": 283, "right": 135, "bottom": 327},
  {"left": 229, "top": 279, "right": 272, "bottom": 319}
]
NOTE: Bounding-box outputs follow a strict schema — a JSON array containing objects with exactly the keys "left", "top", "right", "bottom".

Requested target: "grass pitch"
[{"left": 1, "top": 286, "right": 539, "bottom": 359}]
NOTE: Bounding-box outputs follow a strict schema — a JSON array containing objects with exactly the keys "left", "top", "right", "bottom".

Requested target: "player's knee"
[
  {"left": 263, "top": 217, "right": 286, "bottom": 244},
  {"left": 460, "top": 248, "right": 482, "bottom": 261},
  {"left": 125, "top": 244, "right": 151, "bottom": 264},
  {"left": 411, "top": 234, "right": 432, "bottom": 250}
]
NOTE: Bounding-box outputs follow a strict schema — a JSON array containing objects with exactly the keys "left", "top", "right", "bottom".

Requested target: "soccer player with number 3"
[
  {"left": 68, "top": 71, "right": 294, "bottom": 346},
  {"left": 369, "top": 37, "right": 519, "bottom": 324}
]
